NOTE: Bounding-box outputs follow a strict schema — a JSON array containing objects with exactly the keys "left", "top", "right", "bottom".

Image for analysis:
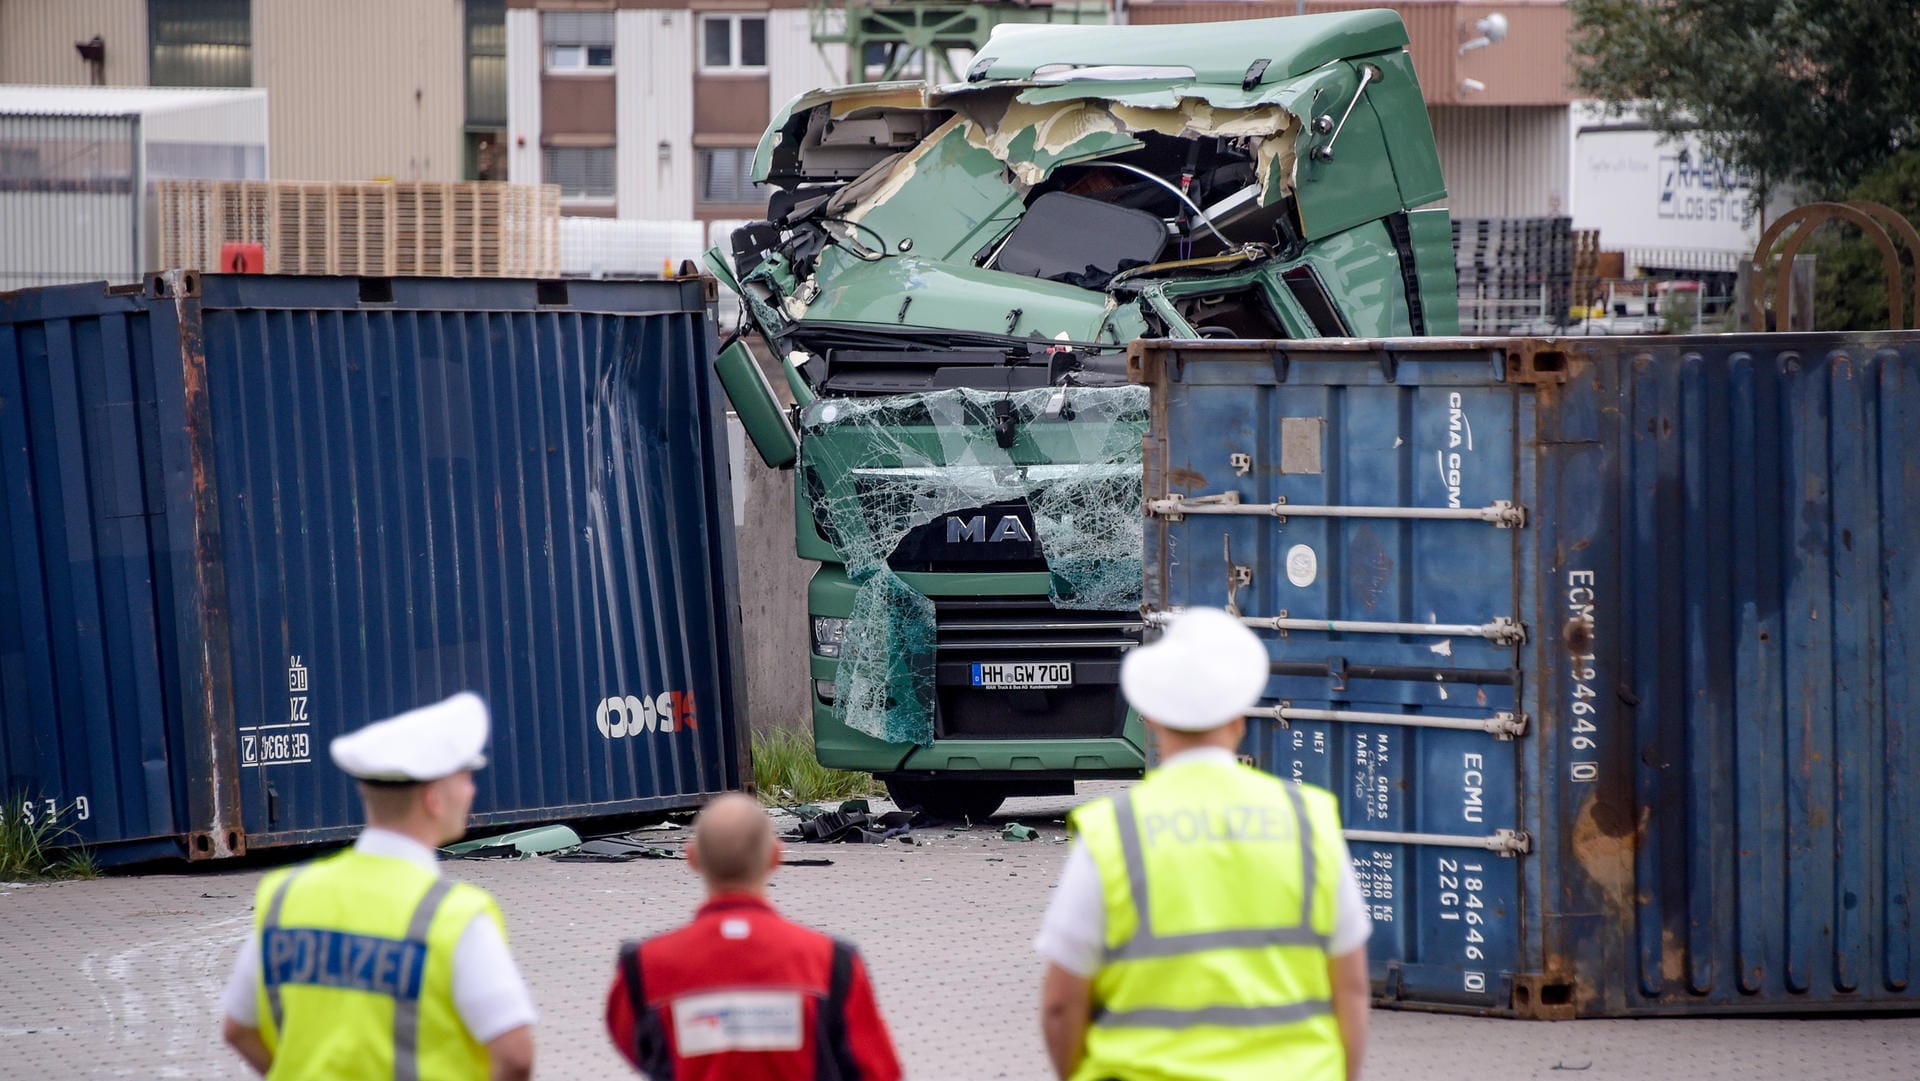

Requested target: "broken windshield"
[{"left": 799, "top": 384, "right": 1150, "bottom": 745}]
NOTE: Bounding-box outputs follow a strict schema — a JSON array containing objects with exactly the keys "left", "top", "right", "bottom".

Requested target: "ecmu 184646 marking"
[{"left": 1567, "top": 571, "right": 1599, "bottom": 784}]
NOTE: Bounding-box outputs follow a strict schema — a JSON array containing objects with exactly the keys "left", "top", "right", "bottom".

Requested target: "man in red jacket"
[{"left": 605, "top": 793, "right": 904, "bottom": 1080}]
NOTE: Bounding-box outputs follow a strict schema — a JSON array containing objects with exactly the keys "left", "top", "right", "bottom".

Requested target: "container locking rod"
[
  {"left": 1345, "top": 827, "right": 1531, "bottom": 856},
  {"left": 1149, "top": 494, "right": 1525, "bottom": 528},
  {"left": 1145, "top": 608, "right": 1527, "bottom": 645},
  {"left": 1253, "top": 705, "right": 1528, "bottom": 739}
]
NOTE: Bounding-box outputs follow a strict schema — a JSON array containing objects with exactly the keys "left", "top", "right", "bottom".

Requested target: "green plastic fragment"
[
  {"left": 839, "top": 799, "right": 871, "bottom": 815},
  {"left": 441, "top": 823, "right": 582, "bottom": 857},
  {"left": 1002, "top": 823, "right": 1039, "bottom": 842}
]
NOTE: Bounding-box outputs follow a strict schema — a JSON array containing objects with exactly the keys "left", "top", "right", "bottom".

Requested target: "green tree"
[
  {"left": 1569, "top": 0, "right": 1920, "bottom": 199},
  {"left": 1806, "top": 150, "right": 1920, "bottom": 331}
]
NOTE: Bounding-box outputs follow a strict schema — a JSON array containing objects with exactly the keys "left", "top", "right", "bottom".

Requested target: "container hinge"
[
  {"left": 1146, "top": 495, "right": 1526, "bottom": 528},
  {"left": 1256, "top": 704, "right": 1528, "bottom": 739},
  {"left": 1224, "top": 535, "right": 1254, "bottom": 614},
  {"left": 1147, "top": 490, "right": 1241, "bottom": 522},
  {"left": 1345, "top": 827, "right": 1531, "bottom": 856}
]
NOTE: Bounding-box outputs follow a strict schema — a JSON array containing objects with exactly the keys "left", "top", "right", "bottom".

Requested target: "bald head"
[{"left": 689, "top": 793, "right": 778, "bottom": 892}]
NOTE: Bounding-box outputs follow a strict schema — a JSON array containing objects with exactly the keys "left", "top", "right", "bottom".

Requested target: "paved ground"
[{"left": 3, "top": 787, "right": 1917, "bottom": 1080}]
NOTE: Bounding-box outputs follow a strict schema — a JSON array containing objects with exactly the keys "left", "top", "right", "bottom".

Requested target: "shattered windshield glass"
[{"left": 800, "top": 384, "right": 1149, "bottom": 744}]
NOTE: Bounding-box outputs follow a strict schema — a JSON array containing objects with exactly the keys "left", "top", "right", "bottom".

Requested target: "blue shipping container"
[
  {"left": 1134, "top": 334, "right": 1919, "bottom": 1016},
  {"left": 0, "top": 272, "right": 747, "bottom": 864}
]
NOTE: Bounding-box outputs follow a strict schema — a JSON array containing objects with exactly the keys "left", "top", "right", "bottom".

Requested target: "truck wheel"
[{"left": 883, "top": 778, "right": 1006, "bottom": 823}]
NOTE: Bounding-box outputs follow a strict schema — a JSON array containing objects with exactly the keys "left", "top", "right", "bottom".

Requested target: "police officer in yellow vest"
[
  {"left": 219, "top": 693, "right": 537, "bottom": 1080},
  {"left": 1036, "top": 608, "right": 1373, "bottom": 1081}
]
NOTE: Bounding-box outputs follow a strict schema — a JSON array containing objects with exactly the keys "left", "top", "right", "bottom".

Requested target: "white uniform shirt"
[
  {"left": 1034, "top": 747, "right": 1373, "bottom": 977},
  {"left": 221, "top": 828, "right": 539, "bottom": 1043}
]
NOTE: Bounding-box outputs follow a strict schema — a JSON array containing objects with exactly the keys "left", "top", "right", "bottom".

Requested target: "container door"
[{"left": 1143, "top": 342, "right": 1531, "bottom": 1011}]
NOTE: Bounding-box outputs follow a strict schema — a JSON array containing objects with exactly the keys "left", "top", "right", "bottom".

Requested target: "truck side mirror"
[{"left": 713, "top": 338, "right": 799, "bottom": 469}]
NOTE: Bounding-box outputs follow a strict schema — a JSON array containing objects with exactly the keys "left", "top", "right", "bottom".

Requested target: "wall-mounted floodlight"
[{"left": 1459, "top": 13, "right": 1509, "bottom": 54}]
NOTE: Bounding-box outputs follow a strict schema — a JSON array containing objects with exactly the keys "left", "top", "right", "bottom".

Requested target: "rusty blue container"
[
  {"left": 0, "top": 272, "right": 746, "bottom": 864},
  {"left": 1134, "top": 333, "right": 1919, "bottom": 1016}
]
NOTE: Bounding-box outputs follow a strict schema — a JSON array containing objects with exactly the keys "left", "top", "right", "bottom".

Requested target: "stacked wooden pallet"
[{"left": 156, "top": 181, "right": 562, "bottom": 277}]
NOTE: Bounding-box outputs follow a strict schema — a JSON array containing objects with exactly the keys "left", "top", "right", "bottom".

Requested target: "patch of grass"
[
  {"left": 0, "top": 800, "right": 99, "bottom": 881},
  {"left": 751, "top": 726, "right": 877, "bottom": 807}
]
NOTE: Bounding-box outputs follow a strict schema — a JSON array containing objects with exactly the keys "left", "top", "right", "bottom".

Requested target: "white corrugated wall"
[
  {"left": 1429, "top": 105, "right": 1571, "bottom": 220},
  {"left": 506, "top": 8, "right": 541, "bottom": 186},
  {"left": 615, "top": 9, "right": 693, "bottom": 220},
  {"left": 767, "top": 10, "right": 846, "bottom": 116},
  {"left": 559, "top": 217, "right": 705, "bottom": 277}
]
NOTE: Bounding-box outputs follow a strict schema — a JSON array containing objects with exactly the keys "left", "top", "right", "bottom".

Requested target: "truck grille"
[
  {"left": 933, "top": 598, "right": 1144, "bottom": 653},
  {"left": 931, "top": 599, "right": 1142, "bottom": 739}
]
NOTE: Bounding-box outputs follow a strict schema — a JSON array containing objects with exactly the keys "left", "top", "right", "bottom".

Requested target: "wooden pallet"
[{"left": 157, "top": 180, "right": 562, "bottom": 277}]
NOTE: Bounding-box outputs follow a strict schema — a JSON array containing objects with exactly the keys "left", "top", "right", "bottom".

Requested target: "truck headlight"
[{"left": 811, "top": 616, "right": 848, "bottom": 658}]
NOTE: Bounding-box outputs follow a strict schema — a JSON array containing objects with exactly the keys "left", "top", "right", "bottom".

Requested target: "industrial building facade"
[{"left": 5, "top": 0, "right": 1585, "bottom": 222}]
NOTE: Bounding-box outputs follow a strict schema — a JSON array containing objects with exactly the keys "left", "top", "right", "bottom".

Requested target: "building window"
[
  {"left": 544, "top": 11, "right": 614, "bottom": 72},
  {"left": 465, "top": 0, "right": 507, "bottom": 180},
  {"left": 700, "top": 15, "right": 766, "bottom": 72},
  {"left": 699, "top": 147, "right": 760, "bottom": 205},
  {"left": 467, "top": 0, "right": 507, "bottom": 127},
  {"left": 544, "top": 146, "right": 615, "bottom": 200},
  {"left": 149, "top": 0, "right": 252, "bottom": 87}
]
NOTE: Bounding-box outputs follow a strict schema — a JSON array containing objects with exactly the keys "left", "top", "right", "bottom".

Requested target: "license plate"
[{"left": 970, "top": 662, "right": 1073, "bottom": 689}]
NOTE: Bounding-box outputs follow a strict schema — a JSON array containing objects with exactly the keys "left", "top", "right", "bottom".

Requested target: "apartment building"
[{"left": 503, "top": 1, "right": 842, "bottom": 223}]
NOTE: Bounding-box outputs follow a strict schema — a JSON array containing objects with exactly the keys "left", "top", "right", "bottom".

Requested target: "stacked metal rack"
[{"left": 1452, "top": 216, "right": 1599, "bottom": 334}]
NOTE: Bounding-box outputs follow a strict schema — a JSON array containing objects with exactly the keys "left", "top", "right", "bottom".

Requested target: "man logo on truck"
[
  {"left": 596, "top": 692, "right": 697, "bottom": 738},
  {"left": 947, "top": 514, "right": 1033, "bottom": 544}
]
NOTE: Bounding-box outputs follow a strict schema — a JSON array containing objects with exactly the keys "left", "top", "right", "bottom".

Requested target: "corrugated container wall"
[
  {"left": 0, "top": 273, "right": 748, "bottom": 864},
  {"left": 615, "top": 9, "right": 694, "bottom": 221},
  {"left": 1430, "top": 105, "right": 1571, "bottom": 219},
  {"left": 1133, "top": 334, "right": 1920, "bottom": 1016},
  {"left": 0, "top": 0, "right": 149, "bottom": 86},
  {"left": 252, "top": 0, "right": 466, "bottom": 181}
]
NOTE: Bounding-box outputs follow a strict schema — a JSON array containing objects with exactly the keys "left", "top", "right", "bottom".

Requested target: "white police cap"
[
  {"left": 330, "top": 692, "right": 491, "bottom": 782},
  {"left": 1120, "top": 607, "right": 1270, "bottom": 731}
]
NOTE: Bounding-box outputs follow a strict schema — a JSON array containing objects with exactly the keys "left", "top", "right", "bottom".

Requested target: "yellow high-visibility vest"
[
  {"left": 1067, "top": 760, "right": 1349, "bottom": 1081},
  {"left": 251, "top": 847, "right": 502, "bottom": 1080}
]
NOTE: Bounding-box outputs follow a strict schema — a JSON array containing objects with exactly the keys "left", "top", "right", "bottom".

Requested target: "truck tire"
[{"left": 883, "top": 777, "right": 1006, "bottom": 823}]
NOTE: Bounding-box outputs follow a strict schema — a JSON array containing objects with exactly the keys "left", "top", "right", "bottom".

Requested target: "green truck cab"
[{"left": 709, "top": 11, "right": 1458, "bottom": 818}]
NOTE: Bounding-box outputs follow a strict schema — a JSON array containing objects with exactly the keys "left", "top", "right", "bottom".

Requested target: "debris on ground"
[
  {"left": 788, "top": 808, "right": 917, "bottom": 844},
  {"left": 551, "top": 837, "right": 681, "bottom": 863},
  {"left": 1001, "top": 823, "right": 1039, "bottom": 842}
]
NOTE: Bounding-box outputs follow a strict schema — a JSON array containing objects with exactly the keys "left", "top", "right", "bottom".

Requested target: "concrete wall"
[{"left": 726, "top": 347, "right": 814, "bottom": 733}]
